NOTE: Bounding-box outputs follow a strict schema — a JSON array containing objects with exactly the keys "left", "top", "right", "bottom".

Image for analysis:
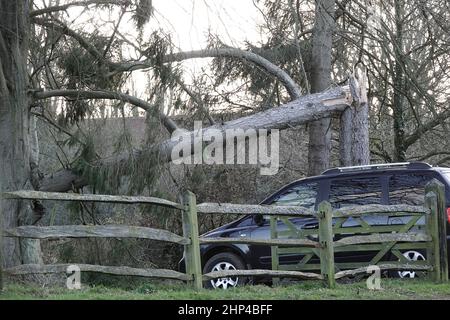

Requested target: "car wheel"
[
  {"left": 396, "top": 250, "right": 426, "bottom": 278},
  {"left": 203, "top": 252, "right": 246, "bottom": 289}
]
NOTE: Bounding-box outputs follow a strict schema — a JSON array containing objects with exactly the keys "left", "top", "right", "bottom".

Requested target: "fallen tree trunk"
[{"left": 39, "top": 85, "right": 352, "bottom": 192}]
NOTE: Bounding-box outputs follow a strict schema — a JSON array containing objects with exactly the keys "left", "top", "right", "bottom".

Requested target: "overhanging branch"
[
  {"left": 31, "top": 18, "right": 302, "bottom": 101},
  {"left": 112, "top": 48, "right": 303, "bottom": 100},
  {"left": 30, "top": 0, "right": 131, "bottom": 17},
  {"left": 33, "top": 89, "right": 178, "bottom": 133}
]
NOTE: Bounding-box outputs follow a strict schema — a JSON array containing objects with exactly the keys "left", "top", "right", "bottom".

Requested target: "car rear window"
[{"left": 388, "top": 173, "right": 431, "bottom": 205}]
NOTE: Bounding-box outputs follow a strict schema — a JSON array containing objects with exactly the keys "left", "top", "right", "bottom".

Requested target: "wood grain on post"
[
  {"left": 318, "top": 201, "right": 335, "bottom": 288},
  {"left": 182, "top": 191, "right": 203, "bottom": 290},
  {"left": 270, "top": 216, "right": 280, "bottom": 285},
  {"left": 425, "top": 190, "right": 439, "bottom": 282},
  {"left": 427, "top": 179, "right": 449, "bottom": 282}
]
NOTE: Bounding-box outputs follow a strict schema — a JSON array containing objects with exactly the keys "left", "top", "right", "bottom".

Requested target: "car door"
[
  {"left": 327, "top": 175, "right": 388, "bottom": 263},
  {"left": 248, "top": 181, "right": 319, "bottom": 268}
]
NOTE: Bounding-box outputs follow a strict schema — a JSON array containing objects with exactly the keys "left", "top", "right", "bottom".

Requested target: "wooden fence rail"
[
  {"left": 4, "top": 264, "right": 191, "bottom": 281},
  {"left": 3, "top": 225, "right": 189, "bottom": 244},
  {"left": 1, "top": 191, "right": 184, "bottom": 209},
  {"left": 0, "top": 179, "right": 448, "bottom": 291}
]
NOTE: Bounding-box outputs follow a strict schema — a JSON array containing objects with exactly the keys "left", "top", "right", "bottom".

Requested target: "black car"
[{"left": 179, "top": 162, "right": 450, "bottom": 289}]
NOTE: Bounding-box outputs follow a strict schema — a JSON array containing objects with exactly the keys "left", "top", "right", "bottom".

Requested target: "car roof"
[{"left": 261, "top": 162, "right": 450, "bottom": 204}]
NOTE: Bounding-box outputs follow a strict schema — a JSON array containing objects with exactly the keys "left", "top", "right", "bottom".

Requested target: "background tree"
[
  {"left": 0, "top": 0, "right": 355, "bottom": 268},
  {"left": 1, "top": 0, "right": 449, "bottom": 271}
]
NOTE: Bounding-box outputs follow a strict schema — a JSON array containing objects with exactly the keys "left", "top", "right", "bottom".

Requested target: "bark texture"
[
  {"left": 392, "top": 0, "right": 407, "bottom": 162},
  {"left": 350, "top": 72, "right": 370, "bottom": 165},
  {"left": 339, "top": 71, "right": 370, "bottom": 166},
  {"left": 308, "top": 0, "right": 336, "bottom": 175},
  {"left": 339, "top": 107, "right": 353, "bottom": 166},
  {"left": 0, "top": 0, "right": 32, "bottom": 267}
]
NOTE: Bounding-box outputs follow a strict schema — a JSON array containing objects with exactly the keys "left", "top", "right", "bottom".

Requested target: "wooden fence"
[{"left": 0, "top": 180, "right": 448, "bottom": 290}]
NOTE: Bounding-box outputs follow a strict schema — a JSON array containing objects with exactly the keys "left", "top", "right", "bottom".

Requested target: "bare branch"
[
  {"left": 33, "top": 19, "right": 302, "bottom": 100},
  {"left": 405, "top": 104, "right": 450, "bottom": 148},
  {"left": 112, "top": 48, "right": 303, "bottom": 100},
  {"left": 174, "top": 78, "right": 215, "bottom": 125},
  {"left": 33, "top": 89, "right": 178, "bottom": 133},
  {"left": 32, "top": 18, "right": 107, "bottom": 64},
  {"left": 30, "top": 0, "right": 131, "bottom": 18}
]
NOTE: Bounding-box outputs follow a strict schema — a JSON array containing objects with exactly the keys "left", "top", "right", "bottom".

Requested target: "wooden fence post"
[
  {"left": 20, "top": 239, "right": 43, "bottom": 265},
  {"left": 425, "top": 179, "right": 448, "bottom": 282},
  {"left": 425, "top": 190, "right": 440, "bottom": 282},
  {"left": 318, "top": 201, "right": 335, "bottom": 288},
  {"left": 270, "top": 216, "right": 279, "bottom": 285},
  {"left": 182, "top": 190, "right": 203, "bottom": 290},
  {"left": 435, "top": 180, "right": 449, "bottom": 282}
]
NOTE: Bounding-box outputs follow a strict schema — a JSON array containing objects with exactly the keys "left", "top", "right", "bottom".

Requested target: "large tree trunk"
[
  {"left": 0, "top": 0, "right": 39, "bottom": 267},
  {"left": 392, "top": 0, "right": 407, "bottom": 162},
  {"left": 308, "top": 0, "right": 336, "bottom": 175},
  {"left": 339, "top": 72, "right": 370, "bottom": 166}
]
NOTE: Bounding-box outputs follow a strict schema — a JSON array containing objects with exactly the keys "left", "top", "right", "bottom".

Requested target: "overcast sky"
[
  {"left": 150, "top": 0, "right": 265, "bottom": 51},
  {"left": 41, "top": 0, "right": 266, "bottom": 116}
]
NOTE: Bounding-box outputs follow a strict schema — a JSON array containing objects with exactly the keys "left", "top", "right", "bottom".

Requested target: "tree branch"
[
  {"left": 404, "top": 104, "right": 450, "bottom": 148},
  {"left": 30, "top": 0, "right": 131, "bottom": 18},
  {"left": 32, "top": 18, "right": 107, "bottom": 64},
  {"left": 33, "top": 89, "right": 178, "bottom": 133},
  {"left": 32, "top": 19, "right": 302, "bottom": 102},
  {"left": 111, "top": 48, "right": 303, "bottom": 100}
]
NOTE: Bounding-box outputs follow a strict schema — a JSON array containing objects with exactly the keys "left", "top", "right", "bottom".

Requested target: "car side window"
[
  {"left": 271, "top": 182, "right": 318, "bottom": 209},
  {"left": 329, "top": 177, "right": 382, "bottom": 208},
  {"left": 388, "top": 173, "right": 431, "bottom": 205}
]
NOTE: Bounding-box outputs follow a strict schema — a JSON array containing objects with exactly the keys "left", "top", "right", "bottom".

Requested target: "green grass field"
[{"left": 1, "top": 278, "right": 450, "bottom": 300}]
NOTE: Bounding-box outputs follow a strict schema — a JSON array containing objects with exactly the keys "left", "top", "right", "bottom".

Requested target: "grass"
[{"left": 1, "top": 278, "right": 450, "bottom": 300}]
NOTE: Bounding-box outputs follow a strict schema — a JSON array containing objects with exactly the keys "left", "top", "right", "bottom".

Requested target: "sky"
[
  {"left": 63, "top": 0, "right": 265, "bottom": 58},
  {"left": 150, "top": 0, "right": 265, "bottom": 51},
  {"left": 34, "top": 0, "right": 267, "bottom": 117}
]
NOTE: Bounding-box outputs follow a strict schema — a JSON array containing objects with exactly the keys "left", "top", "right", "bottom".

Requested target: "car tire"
[{"left": 203, "top": 252, "right": 246, "bottom": 289}]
